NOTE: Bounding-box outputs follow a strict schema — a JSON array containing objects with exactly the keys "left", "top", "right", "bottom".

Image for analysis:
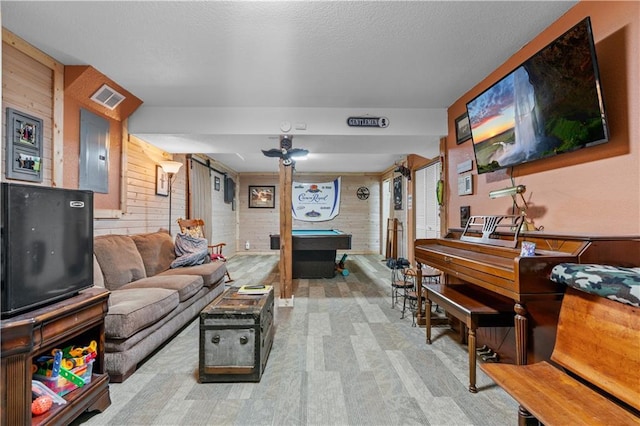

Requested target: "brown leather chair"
[{"left": 176, "top": 218, "right": 233, "bottom": 283}]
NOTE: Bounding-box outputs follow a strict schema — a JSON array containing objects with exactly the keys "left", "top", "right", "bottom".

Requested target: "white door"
[{"left": 415, "top": 162, "right": 441, "bottom": 239}]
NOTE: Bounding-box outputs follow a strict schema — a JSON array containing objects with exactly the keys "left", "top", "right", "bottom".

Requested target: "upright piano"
[{"left": 414, "top": 225, "right": 639, "bottom": 365}]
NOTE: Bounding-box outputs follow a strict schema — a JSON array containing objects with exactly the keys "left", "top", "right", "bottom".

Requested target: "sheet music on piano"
[{"left": 460, "top": 215, "right": 525, "bottom": 248}]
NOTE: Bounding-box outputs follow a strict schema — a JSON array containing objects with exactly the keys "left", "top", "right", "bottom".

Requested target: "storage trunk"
[{"left": 199, "top": 287, "right": 274, "bottom": 382}]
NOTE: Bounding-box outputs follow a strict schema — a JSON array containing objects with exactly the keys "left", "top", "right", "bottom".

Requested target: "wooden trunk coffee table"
[{"left": 199, "top": 286, "right": 275, "bottom": 382}]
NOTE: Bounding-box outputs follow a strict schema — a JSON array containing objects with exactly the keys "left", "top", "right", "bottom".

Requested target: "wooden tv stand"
[{"left": 1, "top": 287, "right": 111, "bottom": 426}]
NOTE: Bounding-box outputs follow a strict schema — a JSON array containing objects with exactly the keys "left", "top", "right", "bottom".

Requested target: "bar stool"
[
  {"left": 391, "top": 266, "right": 413, "bottom": 309},
  {"left": 421, "top": 266, "right": 442, "bottom": 314},
  {"left": 402, "top": 268, "right": 426, "bottom": 326},
  {"left": 421, "top": 266, "right": 441, "bottom": 285}
]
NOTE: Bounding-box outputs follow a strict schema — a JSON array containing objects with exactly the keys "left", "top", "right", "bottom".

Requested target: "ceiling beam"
[{"left": 129, "top": 106, "right": 446, "bottom": 137}]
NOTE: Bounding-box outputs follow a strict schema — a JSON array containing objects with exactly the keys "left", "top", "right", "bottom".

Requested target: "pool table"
[{"left": 270, "top": 229, "right": 352, "bottom": 278}]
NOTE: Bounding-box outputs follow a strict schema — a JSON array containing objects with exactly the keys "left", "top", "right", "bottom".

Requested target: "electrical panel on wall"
[
  {"left": 79, "top": 108, "right": 109, "bottom": 193},
  {"left": 458, "top": 174, "right": 473, "bottom": 196}
]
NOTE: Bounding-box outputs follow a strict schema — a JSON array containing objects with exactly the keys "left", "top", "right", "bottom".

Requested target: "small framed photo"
[
  {"left": 249, "top": 185, "right": 275, "bottom": 208},
  {"left": 214, "top": 176, "right": 221, "bottom": 191},
  {"left": 393, "top": 176, "right": 402, "bottom": 210},
  {"left": 156, "top": 165, "right": 169, "bottom": 196},
  {"left": 460, "top": 205, "right": 471, "bottom": 228},
  {"left": 455, "top": 112, "right": 471, "bottom": 144}
]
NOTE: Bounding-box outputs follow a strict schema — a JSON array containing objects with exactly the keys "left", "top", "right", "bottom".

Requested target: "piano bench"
[
  {"left": 481, "top": 286, "right": 640, "bottom": 425},
  {"left": 423, "top": 283, "right": 514, "bottom": 393}
]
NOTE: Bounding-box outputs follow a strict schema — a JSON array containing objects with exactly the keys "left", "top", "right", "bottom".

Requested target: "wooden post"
[{"left": 279, "top": 136, "right": 293, "bottom": 300}]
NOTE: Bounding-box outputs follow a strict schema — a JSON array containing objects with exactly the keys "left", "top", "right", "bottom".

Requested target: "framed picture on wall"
[
  {"left": 455, "top": 112, "right": 471, "bottom": 144},
  {"left": 249, "top": 185, "right": 275, "bottom": 208},
  {"left": 460, "top": 205, "right": 471, "bottom": 228},
  {"left": 156, "top": 165, "right": 169, "bottom": 196},
  {"left": 5, "top": 108, "right": 44, "bottom": 182},
  {"left": 214, "top": 176, "right": 221, "bottom": 191},
  {"left": 393, "top": 176, "right": 402, "bottom": 210}
]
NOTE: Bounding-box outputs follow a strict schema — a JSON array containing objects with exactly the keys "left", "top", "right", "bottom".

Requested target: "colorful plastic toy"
[{"left": 31, "top": 395, "right": 53, "bottom": 416}]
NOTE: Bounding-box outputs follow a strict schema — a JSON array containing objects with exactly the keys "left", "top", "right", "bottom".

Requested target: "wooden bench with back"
[{"left": 481, "top": 285, "right": 640, "bottom": 425}]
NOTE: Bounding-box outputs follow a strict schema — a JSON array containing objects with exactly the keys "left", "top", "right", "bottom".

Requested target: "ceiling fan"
[{"left": 261, "top": 135, "right": 308, "bottom": 166}]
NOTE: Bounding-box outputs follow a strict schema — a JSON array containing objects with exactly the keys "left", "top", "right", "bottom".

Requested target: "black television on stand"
[
  {"left": 1, "top": 183, "right": 94, "bottom": 317},
  {"left": 467, "top": 17, "right": 608, "bottom": 174}
]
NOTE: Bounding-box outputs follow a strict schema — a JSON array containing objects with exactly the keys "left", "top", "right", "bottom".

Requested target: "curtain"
[{"left": 189, "top": 158, "right": 213, "bottom": 242}]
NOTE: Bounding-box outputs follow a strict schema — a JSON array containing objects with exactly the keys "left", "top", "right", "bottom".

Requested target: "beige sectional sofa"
[{"left": 93, "top": 231, "right": 227, "bottom": 382}]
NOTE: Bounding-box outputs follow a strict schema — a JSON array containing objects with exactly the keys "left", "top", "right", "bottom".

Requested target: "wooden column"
[{"left": 279, "top": 137, "right": 293, "bottom": 300}]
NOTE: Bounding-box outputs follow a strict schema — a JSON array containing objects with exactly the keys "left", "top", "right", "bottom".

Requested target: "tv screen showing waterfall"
[{"left": 467, "top": 17, "right": 608, "bottom": 174}]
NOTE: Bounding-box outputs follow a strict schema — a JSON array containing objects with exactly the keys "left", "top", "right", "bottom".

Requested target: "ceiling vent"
[{"left": 90, "top": 84, "right": 126, "bottom": 110}]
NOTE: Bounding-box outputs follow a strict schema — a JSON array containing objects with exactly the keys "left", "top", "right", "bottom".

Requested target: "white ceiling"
[{"left": 1, "top": 1, "right": 576, "bottom": 173}]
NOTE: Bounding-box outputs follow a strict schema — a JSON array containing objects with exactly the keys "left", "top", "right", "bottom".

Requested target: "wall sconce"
[{"left": 160, "top": 160, "right": 183, "bottom": 235}]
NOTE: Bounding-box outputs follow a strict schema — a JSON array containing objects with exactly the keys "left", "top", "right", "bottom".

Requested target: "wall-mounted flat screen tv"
[
  {"left": 467, "top": 17, "right": 608, "bottom": 174},
  {"left": 224, "top": 176, "right": 235, "bottom": 204}
]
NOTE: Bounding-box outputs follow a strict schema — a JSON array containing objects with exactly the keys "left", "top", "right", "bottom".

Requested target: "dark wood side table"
[{"left": 1, "top": 287, "right": 111, "bottom": 425}]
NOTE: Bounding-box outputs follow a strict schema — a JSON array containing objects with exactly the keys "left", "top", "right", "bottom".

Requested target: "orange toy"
[{"left": 31, "top": 395, "right": 53, "bottom": 416}]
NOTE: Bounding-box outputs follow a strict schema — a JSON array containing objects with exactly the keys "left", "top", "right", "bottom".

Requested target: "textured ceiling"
[{"left": 1, "top": 1, "right": 576, "bottom": 172}]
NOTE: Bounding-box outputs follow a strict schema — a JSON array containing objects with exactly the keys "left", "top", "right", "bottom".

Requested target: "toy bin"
[{"left": 33, "top": 360, "right": 94, "bottom": 396}]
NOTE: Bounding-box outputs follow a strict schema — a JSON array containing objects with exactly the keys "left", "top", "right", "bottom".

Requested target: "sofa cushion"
[
  {"left": 105, "top": 288, "right": 179, "bottom": 340},
  {"left": 94, "top": 235, "right": 147, "bottom": 290},
  {"left": 93, "top": 254, "right": 105, "bottom": 288},
  {"left": 131, "top": 231, "right": 176, "bottom": 277},
  {"left": 119, "top": 275, "right": 204, "bottom": 302},
  {"left": 158, "top": 260, "right": 227, "bottom": 287}
]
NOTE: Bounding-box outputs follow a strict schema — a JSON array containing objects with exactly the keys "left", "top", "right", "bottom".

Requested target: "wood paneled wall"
[
  {"left": 238, "top": 172, "right": 381, "bottom": 254},
  {"left": 94, "top": 137, "right": 187, "bottom": 236},
  {"left": 2, "top": 42, "right": 54, "bottom": 186},
  {"left": 237, "top": 173, "right": 279, "bottom": 253},
  {"left": 2, "top": 31, "right": 196, "bottom": 240}
]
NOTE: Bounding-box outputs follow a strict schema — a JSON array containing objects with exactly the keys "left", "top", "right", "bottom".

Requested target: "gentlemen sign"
[{"left": 347, "top": 116, "right": 389, "bottom": 128}]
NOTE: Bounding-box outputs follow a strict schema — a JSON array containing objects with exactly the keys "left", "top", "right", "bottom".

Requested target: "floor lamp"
[{"left": 160, "top": 160, "right": 183, "bottom": 235}]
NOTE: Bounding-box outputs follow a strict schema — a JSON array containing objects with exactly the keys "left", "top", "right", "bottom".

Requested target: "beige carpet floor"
[{"left": 73, "top": 254, "right": 517, "bottom": 425}]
